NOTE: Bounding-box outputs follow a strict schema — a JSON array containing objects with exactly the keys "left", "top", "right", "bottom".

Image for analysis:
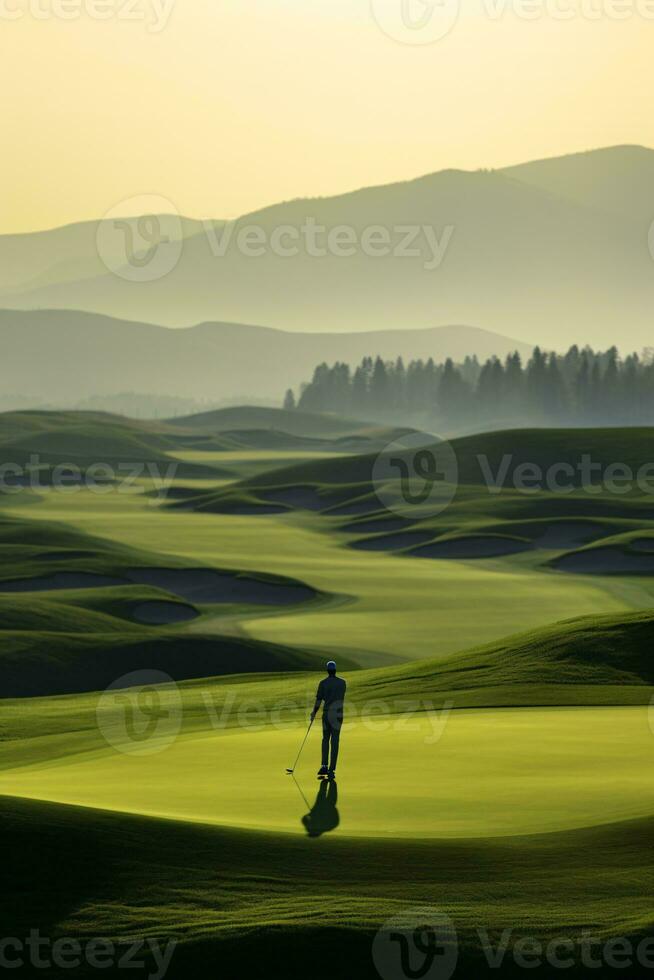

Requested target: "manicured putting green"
[{"left": 2, "top": 706, "right": 653, "bottom": 838}]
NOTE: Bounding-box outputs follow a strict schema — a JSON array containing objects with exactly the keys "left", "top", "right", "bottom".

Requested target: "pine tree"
[
  {"left": 438, "top": 359, "right": 471, "bottom": 426},
  {"left": 370, "top": 357, "right": 390, "bottom": 412}
]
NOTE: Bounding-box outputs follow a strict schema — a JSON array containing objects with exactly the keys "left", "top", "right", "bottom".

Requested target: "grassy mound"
[
  {"left": 180, "top": 426, "right": 654, "bottom": 519},
  {"left": 360, "top": 608, "right": 654, "bottom": 705},
  {"left": 0, "top": 627, "right": 341, "bottom": 697},
  {"left": 0, "top": 410, "right": 227, "bottom": 480},
  {"left": 0, "top": 514, "right": 333, "bottom": 696},
  {"left": 2, "top": 783, "right": 654, "bottom": 978},
  {"left": 166, "top": 405, "right": 375, "bottom": 437}
]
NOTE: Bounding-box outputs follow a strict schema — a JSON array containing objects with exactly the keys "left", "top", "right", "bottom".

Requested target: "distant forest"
[{"left": 285, "top": 346, "right": 654, "bottom": 428}]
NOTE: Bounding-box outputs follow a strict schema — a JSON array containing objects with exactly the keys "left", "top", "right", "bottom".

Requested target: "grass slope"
[
  {"left": 3, "top": 705, "right": 652, "bottom": 838},
  {"left": 13, "top": 479, "right": 654, "bottom": 667},
  {"left": 2, "top": 608, "right": 652, "bottom": 764},
  {"left": 0, "top": 515, "right": 339, "bottom": 696},
  {"left": 0, "top": 410, "right": 227, "bottom": 479},
  {"left": 2, "top": 780, "right": 654, "bottom": 978},
  {"left": 166, "top": 405, "right": 372, "bottom": 437},
  {"left": 193, "top": 426, "right": 654, "bottom": 505},
  {"left": 360, "top": 608, "right": 654, "bottom": 703}
]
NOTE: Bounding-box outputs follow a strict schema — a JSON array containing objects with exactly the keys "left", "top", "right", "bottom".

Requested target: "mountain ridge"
[
  {"left": 0, "top": 310, "right": 532, "bottom": 405},
  {"left": 1, "top": 145, "right": 653, "bottom": 346}
]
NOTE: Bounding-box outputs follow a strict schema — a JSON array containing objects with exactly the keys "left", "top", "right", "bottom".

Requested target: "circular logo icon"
[
  {"left": 371, "top": 0, "right": 460, "bottom": 45},
  {"left": 96, "top": 669, "right": 183, "bottom": 755},
  {"left": 96, "top": 194, "right": 183, "bottom": 282},
  {"left": 372, "top": 907, "right": 458, "bottom": 980},
  {"left": 372, "top": 431, "right": 458, "bottom": 518}
]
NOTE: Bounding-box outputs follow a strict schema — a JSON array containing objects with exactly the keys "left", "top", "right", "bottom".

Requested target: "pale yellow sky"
[{"left": 2, "top": 0, "right": 653, "bottom": 234}]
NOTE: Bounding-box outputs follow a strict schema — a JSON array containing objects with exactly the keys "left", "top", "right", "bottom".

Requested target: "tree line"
[{"left": 283, "top": 346, "right": 654, "bottom": 427}]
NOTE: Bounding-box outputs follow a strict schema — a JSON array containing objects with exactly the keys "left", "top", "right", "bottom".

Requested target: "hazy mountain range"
[
  {"left": 2, "top": 145, "right": 654, "bottom": 349},
  {"left": 0, "top": 311, "right": 531, "bottom": 405}
]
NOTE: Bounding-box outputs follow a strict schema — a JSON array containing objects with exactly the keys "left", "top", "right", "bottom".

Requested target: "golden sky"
[{"left": 2, "top": 0, "right": 653, "bottom": 234}]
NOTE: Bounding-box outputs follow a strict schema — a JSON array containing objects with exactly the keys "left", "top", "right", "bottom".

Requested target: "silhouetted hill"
[
  {"left": 0, "top": 310, "right": 530, "bottom": 404},
  {"left": 2, "top": 146, "right": 653, "bottom": 346}
]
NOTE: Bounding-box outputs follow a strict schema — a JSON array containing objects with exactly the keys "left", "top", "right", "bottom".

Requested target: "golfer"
[{"left": 310, "top": 660, "right": 346, "bottom": 780}]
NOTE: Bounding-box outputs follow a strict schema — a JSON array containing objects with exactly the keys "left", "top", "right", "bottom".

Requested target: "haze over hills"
[
  {"left": 1, "top": 146, "right": 653, "bottom": 348},
  {"left": 0, "top": 216, "right": 220, "bottom": 296},
  {"left": 0, "top": 310, "right": 531, "bottom": 406},
  {"left": 502, "top": 144, "right": 654, "bottom": 225}
]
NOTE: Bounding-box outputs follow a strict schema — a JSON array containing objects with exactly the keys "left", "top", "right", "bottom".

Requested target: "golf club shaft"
[{"left": 289, "top": 717, "right": 314, "bottom": 771}]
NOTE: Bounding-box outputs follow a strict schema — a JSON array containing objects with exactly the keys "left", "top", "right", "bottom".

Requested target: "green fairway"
[
  {"left": 4, "top": 487, "right": 653, "bottom": 667},
  {"left": 2, "top": 706, "right": 652, "bottom": 838}
]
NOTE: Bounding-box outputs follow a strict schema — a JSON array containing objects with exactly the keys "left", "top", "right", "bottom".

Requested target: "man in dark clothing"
[{"left": 310, "top": 660, "right": 346, "bottom": 780}]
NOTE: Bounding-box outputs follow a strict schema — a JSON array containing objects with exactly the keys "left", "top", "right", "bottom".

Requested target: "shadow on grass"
[{"left": 302, "top": 779, "right": 339, "bottom": 837}]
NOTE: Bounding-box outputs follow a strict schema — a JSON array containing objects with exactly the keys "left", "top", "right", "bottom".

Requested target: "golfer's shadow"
[{"left": 301, "top": 779, "right": 339, "bottom": 837}]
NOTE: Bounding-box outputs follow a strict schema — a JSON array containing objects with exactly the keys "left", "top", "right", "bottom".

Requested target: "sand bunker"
[
  {"left": 159, "top": 487, "right": 199, "bottom": 500},
  {"left": 0, "top": 566, "right": 315, "bottom": 606},
  {"left": 350, "top": 531, "right": 434, "bottom": 552},
  {"left": 342, "top": 517, "right": 414, "bottom": 534},
  {"left": 217, "top": 503, "right": 287, "bottom": 515},
  {"left": 0, "top": 571, "right": 126, "bottom": 592},
  {"left": 628, "top": 538, "right": 654, "bottom": 553},
  {"left": 532, "top": 521, "right": 607, "bottom": 550},
  {"left": 411, "top": 536, "right": 532, "bottom": 559},
  {"left": 556, "top": 546, "right": 654, "bottom": 574},
  {"left": 328, "top": 498, "right": 379, "bottom": 516},
  {"left": 263, "top": 487, "right": 325, "bottom": 511},
  {"left": 131, "top": 601, "right": 199, "bottom": 625},
  {"left": 125, "top": 567, "right": 314, "bottom": 605},
  {"left": 39, "top": 550, "right": 97, "bottom": 561}
]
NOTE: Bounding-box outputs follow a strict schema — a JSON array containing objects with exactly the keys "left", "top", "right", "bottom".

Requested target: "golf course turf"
[{"left": 3, "top": 421, "right": 654, "bottom": 976}]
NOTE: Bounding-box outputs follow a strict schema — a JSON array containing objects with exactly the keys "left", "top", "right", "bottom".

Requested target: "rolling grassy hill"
[
  {"left": 0, "top": 407, "right": 423, "bottom": 468},
  {"left": 3, "top": 608, "right": 654, "bottom": 975},
  {"left": 3, "top": 413, "right": 654, "bottom": 978},
  {"left": 175, "top": 426, "right": 654, "bottom": 527},
  {"left": 166, "top": 405, "right": 372, "bottom": 437},
  {"left": 0, "top": 607, "right": 650, "bottom": 795},
  {"left": 166, "top": 406, "right": 424, "bottom": 453},
  {"left": 3, "top": 795, "right": 654, "bottom": 979},
  {"left": 0, "top": 410, "right": 229, "bottom": 481},
  {"left": 0, "top": 515, "right": 344, "bottom": 697},
  {"left": 7, "top": 426, "right": 653, "bottom": 669}
]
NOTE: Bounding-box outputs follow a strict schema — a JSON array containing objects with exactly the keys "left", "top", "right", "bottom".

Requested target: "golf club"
[{"left": 285, "top": 716, "right": 314, "bottom": 774}]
